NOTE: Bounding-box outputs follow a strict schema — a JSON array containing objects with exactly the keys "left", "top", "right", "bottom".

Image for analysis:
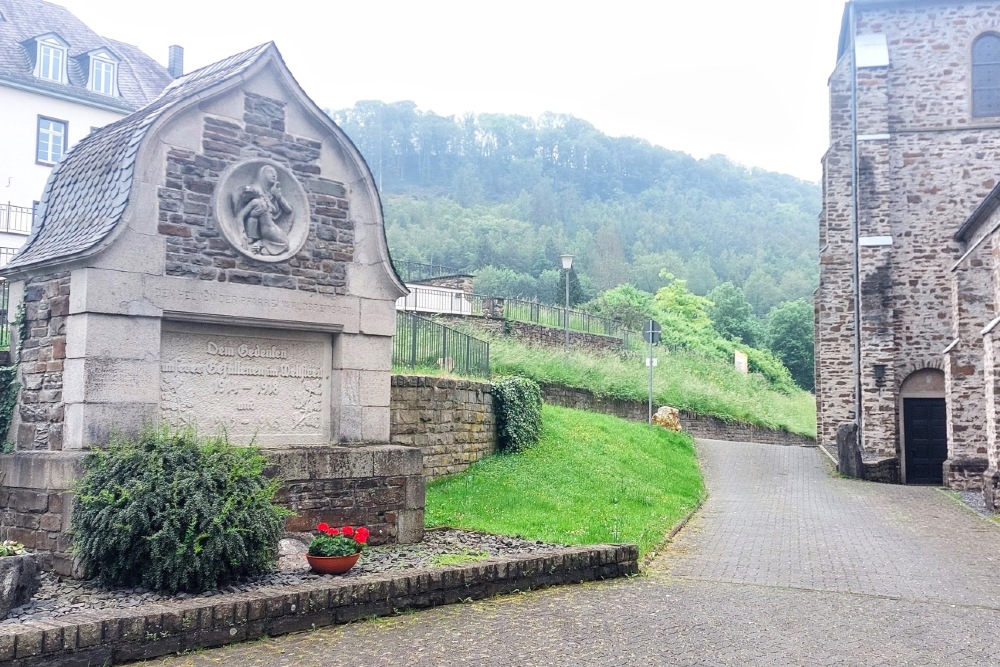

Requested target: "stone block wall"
[
  {"left": 818, "top": 2, "right": 1000, "bottom": 480},
  {"left": 539, "top": 384, "right": 816, "bottom": 447},
  {"left": 437, "top": 314, "right": 626, "bottom": 353},
  {"left": 159, "top": 94, "right": 353, "bottom": 295},
  {"left": 0, "top": 488, "right": 72, "bottom": 573},
  {"left": 390, "top": 376, "right": 495, "bottom": 480},
  {"left": 410, "top": 275, "right": 474, "bottom": 293},
  {"left": 0, "top": 453, "right": 82, "bottom": 575},
  {"left": 270, "top": 445, "right": 424, "bottom": 544},
  {"left": 14, "top": 273, "right": 70, "bottom": 452}
]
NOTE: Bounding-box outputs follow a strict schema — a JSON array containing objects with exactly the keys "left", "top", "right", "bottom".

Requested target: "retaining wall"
[{"left": 390, "top": 376, "right": 495, "bottom": 480}]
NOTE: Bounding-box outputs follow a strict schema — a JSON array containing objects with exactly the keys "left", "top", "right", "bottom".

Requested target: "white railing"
[
  {"left": 0, "top": 203, "right": 33, "bottom": 235},
  {"left": 397, "top": 286, "right": 475, "bottom": 315}
]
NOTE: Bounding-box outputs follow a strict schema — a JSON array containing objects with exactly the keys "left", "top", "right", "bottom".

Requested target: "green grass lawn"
[
  {"left": 426, "top": 404, "right": 705, "bottom": 556},
  {"left": 489, "top": 337, "right": 817, "bottom": 437}
]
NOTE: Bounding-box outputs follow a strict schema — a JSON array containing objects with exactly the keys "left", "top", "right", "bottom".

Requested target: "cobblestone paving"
[{"left": 148, "top": 440, "right": 1000, "bottom": 666}]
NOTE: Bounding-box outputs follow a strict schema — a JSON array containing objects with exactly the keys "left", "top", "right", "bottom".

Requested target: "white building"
[{"left": 0, "top": 0, "right": 175, "bottom": 264}]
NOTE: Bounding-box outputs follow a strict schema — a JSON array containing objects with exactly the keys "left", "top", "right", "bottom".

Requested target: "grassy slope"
[
  {"left": 426, "top": 405, "right": 705, "bottom": 556},
  {"left": 488, "top": 337, "right": 817, "bottom": 437}
]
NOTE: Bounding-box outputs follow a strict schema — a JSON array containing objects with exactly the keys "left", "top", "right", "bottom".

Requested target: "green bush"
[
  {"left": 72, "top": 429, "right": 290, "bottom": 593},
  {"left": 492, "top": 376, "right": 543, "bottom": 453}
]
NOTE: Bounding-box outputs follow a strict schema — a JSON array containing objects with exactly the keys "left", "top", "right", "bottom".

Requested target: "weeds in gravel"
[{"left": 430, "top": 550, "right": 491, "bottom": 567}]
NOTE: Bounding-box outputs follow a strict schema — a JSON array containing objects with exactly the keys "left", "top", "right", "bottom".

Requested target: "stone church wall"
[{"left": 818, "top": 2, "right": 1000, "bottom": 486}]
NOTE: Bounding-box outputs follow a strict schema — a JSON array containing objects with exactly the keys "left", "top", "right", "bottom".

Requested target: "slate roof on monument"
[
  {"left": 1, "top": 43, "right": 278, "bottom": 273},
  {"left": 0, "top": 0, "right": 172, "bottom": 111}
]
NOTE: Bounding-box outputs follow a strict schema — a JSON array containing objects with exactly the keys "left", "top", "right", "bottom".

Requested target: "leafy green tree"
[
  {"left": 766, "top": 300, "right": 815, "bottom": 391},
  {"left": 683, "top": 252, "right": 720, "bottom": 296},
  {"left": 707, "top": 282, "right": 762, "bottom": 346},
  {"left": 744, "top": 268, "right": 781, "bottom": 315},
  {"left": 653, "top": 272, "right": 713, "bottom": 329},
  {"left": 585, "top": 284, "right": 657, "bottom": 330},
  {"left": 473, "top": 266, "right": 538, "bottom": 299}
]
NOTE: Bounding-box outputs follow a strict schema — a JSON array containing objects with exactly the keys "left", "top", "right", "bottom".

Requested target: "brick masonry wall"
[
  {"left": 946, "top": 239, "right": 995, "bottom": 485},
  {"left": 15, "top": 272, "right": 70, "bottom": 452},
  {"left": 0, "top": 544, "right": 638, "bottom": 666},
  {"left": 540, "top": 385, "right": 816, "bottom": 447},
  {"left": 158, "top": 93, "right": 353, "bottom": 294},
  {"left": 390, "top": 375, "right": 495, "bottom": 480},
  {"left": 410, "top": 275, "right": 474, "bottom": 293},
  {"left": 0, "top": 488, "right": 72, "bottom": 574},
  {"left": 817, "top": 49, "right": 858, "bottom": 457},
  {"left": 818, "top": 3, "right": 1000, "bottom": 486},
  {"left": 436, "top": 314, "right": 626, "bottom": 353}
]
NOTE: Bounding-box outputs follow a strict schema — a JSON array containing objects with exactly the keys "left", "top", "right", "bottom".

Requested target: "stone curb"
[{"left": 0, "top": 543, "right": 638, "bottom": 666}]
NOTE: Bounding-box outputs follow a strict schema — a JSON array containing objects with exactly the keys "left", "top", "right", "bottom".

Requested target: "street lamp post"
[{"left": 560, "top": 254, "right": 574, "bottom": 354}]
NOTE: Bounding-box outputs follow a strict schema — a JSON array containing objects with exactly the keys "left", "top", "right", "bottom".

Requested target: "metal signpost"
[{"left": 644, "top": 319, "right": 662, "bottom": 425}]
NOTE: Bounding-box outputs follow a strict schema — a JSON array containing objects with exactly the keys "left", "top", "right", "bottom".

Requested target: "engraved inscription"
[
  {"left": 160, "top": 327, "right": 330, "bottom": 444},
  {"left": 149, "top": 284, "right": 354, "bottom": 318}
]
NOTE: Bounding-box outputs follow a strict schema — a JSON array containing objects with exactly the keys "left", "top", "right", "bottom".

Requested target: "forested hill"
[{"left": 329, "top": 101, "right": 821, "bottom": 312}]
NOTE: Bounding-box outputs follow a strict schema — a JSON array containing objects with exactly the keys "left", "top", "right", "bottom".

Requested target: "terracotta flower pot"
[{"left": 305, "top": 552, "right": 360, "bottom": 575}]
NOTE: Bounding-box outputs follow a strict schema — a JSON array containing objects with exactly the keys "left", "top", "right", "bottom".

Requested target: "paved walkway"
[{"left": 149, "top": 440, "right": 1000, "bottom": 666}]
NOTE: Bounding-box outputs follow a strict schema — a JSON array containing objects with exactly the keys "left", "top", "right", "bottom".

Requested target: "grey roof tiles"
[
  {"left": 3, "top": 42, "right": 275, "bottom": 273},
  {"left": 0, "top": 0, "right": 172, "bottom": 111}
]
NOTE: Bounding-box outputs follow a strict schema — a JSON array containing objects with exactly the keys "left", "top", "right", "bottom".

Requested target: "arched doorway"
[{"left": 900, "top": 369, "right": 947, "bottom": 485}]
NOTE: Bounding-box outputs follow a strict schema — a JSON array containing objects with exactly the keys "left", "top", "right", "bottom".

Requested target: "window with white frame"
[
  {"left": 36, "top": 38, "right": 66, "bottom": 83},
  {"left": 89, "top": 55, "right": 117, "bottom": 95},
  {"left": 37, "top": 117, "right": 67, "bottom": 164}
]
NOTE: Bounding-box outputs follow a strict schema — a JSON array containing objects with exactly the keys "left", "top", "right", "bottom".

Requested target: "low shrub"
[
  {"left": 492, "top": 376, "right": 543, "bottom": 453},
  {"left": 72, "top": 429, "right": 290, "bottom": 593}
]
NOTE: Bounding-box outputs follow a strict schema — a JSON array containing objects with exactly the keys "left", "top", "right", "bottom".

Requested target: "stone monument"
[{"left": 0, "top": 43, "right": 422, "bottom": 574}]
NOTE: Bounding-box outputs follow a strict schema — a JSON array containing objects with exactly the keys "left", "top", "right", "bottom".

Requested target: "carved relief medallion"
[{"left": 214, "top": 159, "right": 310, "bottom": 262}]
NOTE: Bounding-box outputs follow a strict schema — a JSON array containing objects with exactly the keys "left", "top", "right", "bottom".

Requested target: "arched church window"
[{"left": 973, "top": 33, "right": 1000, "bottom": 117}]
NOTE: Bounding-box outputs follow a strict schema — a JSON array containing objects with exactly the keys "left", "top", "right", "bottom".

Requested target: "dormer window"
[
  {"left": 35, "top": 36, "right": 67, "bottom": 84},
  {"left": 89, "top": 53, "right": 117, "bottom": 96}
]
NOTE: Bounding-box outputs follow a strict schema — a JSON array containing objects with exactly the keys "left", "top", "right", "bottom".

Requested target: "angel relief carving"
[
  {"left": 214, "top": 159, "right": 310, "bottom": 263},
  {"left": 231, "top": 165, "right": 294, "bottom": 256}
]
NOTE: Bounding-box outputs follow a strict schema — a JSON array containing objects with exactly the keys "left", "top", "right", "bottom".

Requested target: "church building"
[{"left": 817, "top": 0, "right": 1000, "bottom": 502}]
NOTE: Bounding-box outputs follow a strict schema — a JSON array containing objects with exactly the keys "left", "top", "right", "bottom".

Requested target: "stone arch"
[
  {"left": 896, "top": 359, "right": 945, "bottom": 389},
  {"left": 898, "top": 368, "right": 947, "bottom": 484}
]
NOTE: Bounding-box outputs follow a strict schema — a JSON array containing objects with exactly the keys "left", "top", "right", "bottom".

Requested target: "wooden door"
[{"left": 903, "top": 398, "right": 947, "bottom": 485}]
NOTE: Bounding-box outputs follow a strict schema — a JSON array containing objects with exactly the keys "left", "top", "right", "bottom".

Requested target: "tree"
[
  {"left": 707, "top": 282, "right": 762, "bottom": 346},
  {"left": 683, "top": 252, "right": 719, "bottom": 295},
  {"left": 473, "top": 266, "right": 537, "bottom": 299},
  {"left": 766, "top": 299, "right": 815, "bottom": 391},
  {"left": 744, "top": 268, "right": 781, "bottom": 315},
  {"left": 653, "top": 272, "right": 712, "bottom": 329},
  {"left": 586, "top": 284, "right": 657, "bottom": 330}
]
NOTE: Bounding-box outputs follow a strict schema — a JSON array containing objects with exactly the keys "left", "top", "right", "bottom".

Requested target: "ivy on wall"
[{"left": 492, "top": 376, "right": 543, "bottom": 454}]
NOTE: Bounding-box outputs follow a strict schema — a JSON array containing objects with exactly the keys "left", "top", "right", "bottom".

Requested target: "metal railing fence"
[
  {"left": 393, "top": 310, "right": 490, "bottom": 377},
  {"left": 0, "top": 247, "right": 18, "bottom": 268},
  {"left": 0, "top": 204, "right": 33, "bottom": 235},
  {"left": 396, "top": 285, "right": 633, "bottom": 345},
  {"left": 393, "top": 260, "right": 468, "bottom": 283}
]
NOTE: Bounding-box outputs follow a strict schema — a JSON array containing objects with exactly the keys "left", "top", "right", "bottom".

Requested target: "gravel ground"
[
  {"left": 959, "top": 490, "right": 994, "bottom": 516},
  {"left": 2, "top": 529, "right": 564, "bottom": 626}
]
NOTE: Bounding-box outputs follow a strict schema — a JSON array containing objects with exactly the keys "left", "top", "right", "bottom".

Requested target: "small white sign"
[
  {"left": 734, "top": 350, "right": 749, "bottom": 375},
  {"left": 645, "top": 358, "right": 658, "bottom": 367}
]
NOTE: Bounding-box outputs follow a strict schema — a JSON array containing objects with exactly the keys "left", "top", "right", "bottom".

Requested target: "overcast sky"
[{"left": 56, "top": 0, "right": 848, "bottom": 183}]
